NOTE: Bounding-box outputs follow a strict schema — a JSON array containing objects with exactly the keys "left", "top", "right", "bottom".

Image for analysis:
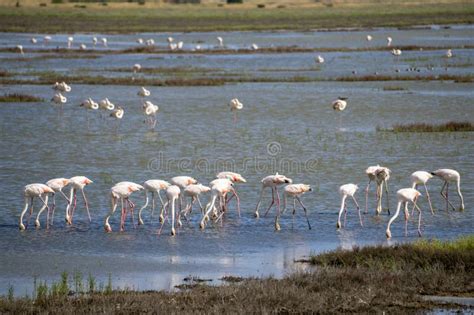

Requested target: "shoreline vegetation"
[
  {"left": 378, "top": 121, "right": 474, "bottom": 132},
  {"left": 1, "top": 73, "right": 473, "bottom": 86},
  {"left": 0, "top": 1, "right": 473, "bottom": 33},
  {"left": 0, "top": 93, "right": 44, "bottom": 102},
  {"left": 1, "top": 236, "right": 472, "bottom": 313}
]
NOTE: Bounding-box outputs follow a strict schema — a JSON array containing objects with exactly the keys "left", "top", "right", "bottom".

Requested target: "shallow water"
[{"left": 0, "top": 27, "right": 473, "bottom": 296}]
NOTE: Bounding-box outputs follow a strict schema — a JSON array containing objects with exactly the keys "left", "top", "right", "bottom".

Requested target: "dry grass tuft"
[{"left": 378, "top": 121, "right": 474, "bottom": 132}]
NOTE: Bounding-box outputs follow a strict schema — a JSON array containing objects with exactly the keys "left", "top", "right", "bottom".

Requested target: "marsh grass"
[
  {"left": 378, "top": 121, "right": 474, "bottom": 132},
  {"left": 0, "top": 237, "right": 472, "bottom": 312},
  {"left": 0, "top": 93, "right": 44, "bottom": 102},
  {"left": 382, "top": 85, "right": 407, "bottom": 91}
]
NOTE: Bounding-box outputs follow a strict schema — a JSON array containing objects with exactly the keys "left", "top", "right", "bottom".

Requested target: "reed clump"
[
  {"left": 379, "top": 121, "right": 474, "bottom": 132},
  {"left": 0, "top": 93, "right": 44, "bottom": 102}
]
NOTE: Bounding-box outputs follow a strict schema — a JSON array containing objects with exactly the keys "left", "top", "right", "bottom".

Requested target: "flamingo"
[
  {"left": 275, "top": 184, "right": 312, "bottom": 231},
  {"left": 92, "top": 37, "right": 98, "bottom": 46},
  {"left": 332, "top": 97, "right": 347, "bottom": 111},
  {"left": 177, "top": 41, "right": 184, "bottom": 50},
  {"left": 251, "top": 43, "right": 259, "bottom": 50},
  {"left": 200, "top": 179, "right": 234, "bottom": 229},
  {"left": 43, "top": 35, "right": 52, "bottom": 45},
  {"left": 315, "top": 55, "right": 324, "bottom": 64},
  {"left": 53, "top": 81, "right": 71, "bottom": 93},
  {"left": 386, "top": 188, "right": 422, "bottom": 238},
  {"left": 159, "top": 185, "right": 181, "bottom": 236},
  {"left": 133, "top": 63, "right": 141, "bottom": 75},
  {"left": 138, "top": 87, "right": 151, "bottom": 97},
  {"left": 366, "top": 35, "right": 373, "bottom": 42},
  {"left": 104, "top": 181, "right": 144, "bottom": 232},
  {"left": 169, "top": 43, "right": 177, "bottom": 51},
  {"left": 431, "top": 169, "right": 464, "bottom": 211},
  {"left": 364, "top": 165, "right": 382, "bottom": 213},
  {"left": 229, "top": 98, "right": 243, "bottom": 122},
  {"left": 170, "top": 176, "right": 197, "bottom": 210},
  {"left": 31, "top": 38, "right": 37, "bottom": 44},
  {"left": 254, "top": 173, "right": 292, "bottom": 218},
  {"left": 337, "top": 184, "right": 362, "bottom": 229},
  {"left": 375, "top": 167, "right": 391, "bottom": 215},
  {"left": 99, "top": 98, "right": 115, "bottom": 111},
  {"left": 36, "top": 178, "right": 71, "bottom": 227},
  {"left": 181, "top": 184, "right": 211, "bottom": 219},
  {"left": 387, "top": 36, "right": 392, "bottom": 46},
  {"left": 80, "top": 98, "right": 99, "bottom": 110},
  {"left": 101, "top": 37, "right": 107, "bottom": 47},
  {"left": 19, "top": 184, "right": 54, "bottom": 230},
  {"left": 80, "top": 44, "right": 87, "bottom": 50},
  {"left": 138, "top": 179, "right": 171, "bottom": 225},
  {"left": 217, "top": 36, "right": 223, "bottom": 47},
  {"left": 65, "top": 176, "right": 93, "bottom": 225},
  {"left": 143, "top": 101, "right": 159, "bottom": 128},
  {"left": 167, "top": 37, "right": 174, "bottom": 44},
  {"left": 216, "top": 171, "right": 246, "bottom": 215},
  {"left": 110, "top": 106, "right": 124, "bottom": 132},
  {"left": 17, "top": 45, "right": 24, "bottom": 55},
  {"left": 446, "top": 49, "right": 453, "bottom": 58},
  {"left": 410, "top": 171, "right": 434, "bottom": 214},
  {"left": 137, "top": 38, "right": 144, "bottom": 45},
  {"left": 67, "top": 36, "right": 73, "bottom": 49},
  {"left": 391, "top": 49, "right": 402, "bottom": 56},
  {"left": 51, "top": 93, "right": 67, "bottom": 106}
]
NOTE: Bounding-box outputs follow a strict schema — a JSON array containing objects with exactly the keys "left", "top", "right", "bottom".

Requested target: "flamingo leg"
[
  {"left": 196, "top": 196, "right": 204, "bottom": 213},
  {"left": 296, "top": 196, "right": 311, "bottom": 230},
  {"left": 81, "top": 189, "right": 92, "bottom": 223},
  {"left": 26, "top": 197, "right": 34, "bottom": 228},
  {"left": 384, "top": 180, "right": 390, "bottom": 215},
  {"left": 254, "top": 186, "right": 265, "bottom": 218},
  {"left": 70, "top": 191, "right": 77, "bottom": 223},
  {"left": 424, "top": 184, "right": 434, "bottom": 215},
  {"left": 128, "top": 198, "right": 136, "bottom": 228},
  {"left": 158, "top": 201, "right": 169, "bottom": 234},
  {"left": 404, "top": 202, "right": 409, "bottom": 236},
  {"left": 36, "top": 195, "right": 50, "bottom": 229},
  {"left": 440, "top": 181, "right": 456, "bottom": 211},
  {"left": 351, "top": 196, "right": 363, "bottom": 227},
  {"left": 120, "top": 198, "right": 126, "bottom": 232},
  {"left": 364, "top": 179, "right": 371, "bottom": 214},
  {"left": 263, "top": 187, "right": 275, "bottom": 217},
  {"left": 337, "top": 195, "right": 346, "bottom": 229},
  {"left": 50, "top": 193, "right": 56, "bottom": 227},
  {"left": 274, "top": 194, "right": 285, "bottom": 231},
  {"left": 232, "top": 188, "right": 241, "bottom": 217},
  {"left": 413, "top": 199, "right": 422, "bottom": 237}
]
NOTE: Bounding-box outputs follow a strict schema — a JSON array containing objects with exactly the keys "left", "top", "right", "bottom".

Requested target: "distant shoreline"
[{"left": 0, "top": 1, "right": 473, "bottom": 33}]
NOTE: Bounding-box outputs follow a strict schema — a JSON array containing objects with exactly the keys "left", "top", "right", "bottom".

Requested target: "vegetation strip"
[
  {"left": 377, "top": 121, "right": 474, "bottom": 132},
  {"left": 0, "top": 93, "right": 44, "bottom": 102},
  {"left": 1, "top": 236, "right": 472, "bottom": 312},
  {"left": 0, "top": 2, "right": 473, "bottom": 33}
]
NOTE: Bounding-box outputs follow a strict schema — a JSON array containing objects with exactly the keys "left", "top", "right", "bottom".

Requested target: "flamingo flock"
[{"left": 18, "top": 167, "right": 465, "bottom": 238}]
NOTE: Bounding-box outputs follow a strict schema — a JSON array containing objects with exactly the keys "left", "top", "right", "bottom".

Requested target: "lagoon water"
[{"left": 0, "top": 26, "right": 473, "bottom": 296}]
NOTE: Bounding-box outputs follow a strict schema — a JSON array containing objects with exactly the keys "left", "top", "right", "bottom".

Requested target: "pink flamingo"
[
  {"left": 275, "top": 183, "right": 312, "bottom": 231},
  {"left": 216, "top": 171, "right": 246, "bottom": 215},
  {"left": 337, "top": 183, "right": 362, "bottom": 229},
  {"left": 200, "top": 179, "right": 234, "bottom": 230},
  {"left": 431, "top": 169, "right": 464, "bottom": 211},
  {"left": 104, "top": 181, "right": 144, "bottom": 232},
  {"left": 19, "top": 184, "right": 54, "bottom": 230},
  {"left": 254, "top": 173, "right": 292, "bottom": 218},
  {"left": 410, "top": 171, "right": 434, "bottom": 214},
  {"left": 386, "top": 188, "right": 422, "bottom": 238},
  {"left": 181, "top": 184, "right": 211, "bottom": 219},
  {"left": 138, "top": 179, "right": 171, "bottom": 225},
  {"left": 159, "top": 185, "right": 181, "bottom": 236},
  {"left": 65, "top": 176, "right": 93, "bottom": 225},
  {"left": 35, "top": 178, "right": 71, "bottom": 227}
]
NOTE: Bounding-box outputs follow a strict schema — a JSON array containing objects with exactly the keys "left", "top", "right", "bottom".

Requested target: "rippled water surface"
[{"left": 0, "top": 27, "right": 473, "bottom": 296}]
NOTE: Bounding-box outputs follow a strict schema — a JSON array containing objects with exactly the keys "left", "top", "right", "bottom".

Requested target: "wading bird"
[
  {"left": 43, "top": 35, "right": 52, "bottom": 45},
  {"left": 67, "top": 36, "right": 74, "bottom": 49},
  {"left": 138, "top": 179, "right": 171, "bottom": 225},
  {"left": 200, "top": 179, "right": 234, "bottom": 229},
  {"left": 92, "top": 37, "right": 98, "bottom": 46},
  {"left": 146, "top": 39, "right": 155, "bottom": 46},
  {"left": 391, "top": 49, "right": 402, "bottom": 56},
  {"left": 431, "top": 169, "right": 464, "bottom": 211},
  {"left": 99, "top": 98, "right": 115, "bottom": 112},
  {"left": 332, "top": 97, "right": 347, "bottom": 111},
  {"left": 143, "top": 101, "right": 159, "bottom": 128},
  {"left": 19, "top": 184, "right": 54, "bottom": 230},
  {"left": 51, "top": 93, "right": 67, "bottom": 106},
  {"left": 217, "top": 36, "right": 223, "bottom": 47},
  {"left": 65, "top": 176, "right": 93, "bottom": 225},
  {"left": 366, "top": 35, "right": 373, "bottom": 41},
  {"left": 110, "top": 106, "right": 124, "bottom": 132},
  {"left": 375, "top": 167, "right": 391, "bottom": 215},
  {"left": 251, "top": 43, "right": 259, "bottom": 50},
  {"left": 36, "top": 178, "right": 71, "bottom": 227},
  {"left": 275, "top": 184, "right": 312, "bottom": 231},
  {"left": 337, "top": 183, "right": 362, "bottom": 229},
  {"left": 216, "top": 171, "right": 246, "bottom": 215},
  {"left": 17, "top": 45, "right": 24, "bottom": 55},
  {"left": 255, "top": 173, "right": 292, "bottom": 218},
  {"left": 387, "top": 36, "right": 392, "bottom": 46},
  {"left": 410, "top": 171, "right": 434, "bottom": 214},
  {"left": 101, "top": 37, "right": 107, "bottom": 47},
  {"left": 229, "top": 98, "right": 243, "bottom": 122},
  {"left": 133, "top": 63, "right": 141, "bottom": 74},
  {"left": 137, "top": 38, "right": 144, "bottom": 45},
  {"left": 446, "top": 49, "right": 453, "bottom": 58},
  {"left": 53, "top": 81, "right": 71, "bottom": 93},
  {"left": 181, "top": 184, "right": 211, "bottom": 218},
  {"left": 159, "top": 185, "right": 181, "bottom": 236},
  {"left": 31, "top": 37, "right": 37, "bottom": 44},
  {"left": 386, "top": 188, "right": 422, "bottom": 238},
  {"left": 80, "top": 44, "right": 86, "bottom": 50},
  {"left": 104, "top": 181, "right": 144, "bottom": 232},
  {"left": 138, "top": 87, "right": 151, "bottom": 97},
  {"left": 315, "top": 55, "right": 324, "bottom": 64}
]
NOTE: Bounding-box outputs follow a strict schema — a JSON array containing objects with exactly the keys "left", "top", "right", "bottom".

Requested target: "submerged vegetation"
[
  {"left": 0, "top": 93, "right": 44, "bottom": 102},
  {"left": 378, "top": 121, "right": 474, "bottom": 132},
  {"left": 1, "top": 237, "right": 472, "bottom": 313}
]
